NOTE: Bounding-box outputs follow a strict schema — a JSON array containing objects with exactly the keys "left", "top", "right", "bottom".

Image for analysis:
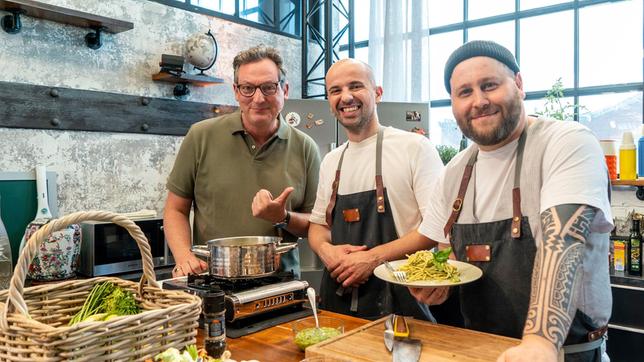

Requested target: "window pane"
[
  {"left": 520, "top": 0, "right": 567, "bottom": 11},
  {"left": 468, "top": 0, "right": 514, "bottom": 20},
  {"left": 579, "top": 92, "right": 643, "bottom": 141},
  {"left": 428, "top": 0, "right": 462, "bottom": 27},
  {"left": 520, "top": 11, "right": 573, "bottom": 91},
  {"left": 354, "top": 0, "right": 370, "bottom": 41},
  {"left": 192, "top": 0, "right": 235, "bottom": 14},
  {"left": 579, "top": 1, "right": 643, "bottom": 86},
  {"left": 241, "top": 0, "right": 274, "bottom": 26},
  {"left": 279, "top": 0, "right": 298, "bottom": 35},
  {"left": 354, "top": 46, "right": 369, "bottom": 63},
  {"left": 468, "top": 21, "right": 514, "bottom": 53},
  {"left": 429, "top": 31, "right": 462, "bottom": 100},
  {"left": 524, "top": 98, "right": 548, "bottom": 117},
  {"left": 430, "top": 106, "right": 462, "bottom": 148}
]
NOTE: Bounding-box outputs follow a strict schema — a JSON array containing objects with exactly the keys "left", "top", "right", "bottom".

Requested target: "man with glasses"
[{"left": 164, "top": 45, "right": 321, "bottom": 278}]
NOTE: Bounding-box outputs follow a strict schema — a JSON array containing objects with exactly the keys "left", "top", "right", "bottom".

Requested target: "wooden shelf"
[
  {"left": 152, "top": 72, "right": 224, "bottom": 87},
  {"left": 0, "top": 0, "right": 133, "bottom": 33},
  {"left": 612, "top": 178, "right": 644, "bottom": 187}
]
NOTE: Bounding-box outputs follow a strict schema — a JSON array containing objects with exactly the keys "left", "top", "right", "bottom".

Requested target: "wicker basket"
[{"left": 0, "top": 211, "right": 201, "bottom": 361}]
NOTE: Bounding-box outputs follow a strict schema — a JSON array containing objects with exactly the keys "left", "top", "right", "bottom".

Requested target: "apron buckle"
[
  {"left": 452, "top": 198, "right": 463, "bottom": 212},
  {"left": 588, "top": 325, "right": 608, "bottom": 341}
]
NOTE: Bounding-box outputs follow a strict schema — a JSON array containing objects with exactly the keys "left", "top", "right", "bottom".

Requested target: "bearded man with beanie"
[{"left": 410, "top": 40, "right": 612, "bottom": 362}]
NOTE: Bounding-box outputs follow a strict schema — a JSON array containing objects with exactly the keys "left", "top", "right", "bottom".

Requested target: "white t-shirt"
[{"left": 310, "top": 127, "right": 444, "bottom": 237}]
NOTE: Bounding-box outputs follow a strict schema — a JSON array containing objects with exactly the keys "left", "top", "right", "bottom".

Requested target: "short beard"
[
  {"left": 459, "top": 95, "right": 522, "bottom": 146},
  {"left": 337, "top": 112, "right": 371, "bottom": 133}
]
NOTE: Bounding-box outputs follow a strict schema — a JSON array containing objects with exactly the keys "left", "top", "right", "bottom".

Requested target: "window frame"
[{"left": 151, "top": 0, "right": 301, "bottom": 39}]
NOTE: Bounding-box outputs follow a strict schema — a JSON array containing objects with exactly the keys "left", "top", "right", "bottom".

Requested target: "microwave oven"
[{"left": 79, "top": 218, "right": 174, "bottom": 277}]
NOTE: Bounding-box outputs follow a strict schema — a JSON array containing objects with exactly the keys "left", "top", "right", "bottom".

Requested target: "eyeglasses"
[{"left": 236, "top": 82, "right": 281, "bottom": 97}]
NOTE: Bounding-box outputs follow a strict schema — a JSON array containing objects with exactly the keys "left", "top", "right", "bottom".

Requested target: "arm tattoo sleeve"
[{"left": 523, "top": 204, "right": 596, "bottom": 348}]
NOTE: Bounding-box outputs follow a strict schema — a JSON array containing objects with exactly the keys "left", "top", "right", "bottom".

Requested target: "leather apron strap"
[
  {"left": 326, "top": 128, "right": 386, "bottom": 227},
  {"left": 443, "top": 128, "right": 528, "bottom": 239},
  {"left": 326, "top": 128, "right": 388, "bottom": 314},
  {"left": 375, "top": 129, "right": 386, "bottom": 214},
  {"left": 325, "top": 144, "right": 348, "bottom": 227}
]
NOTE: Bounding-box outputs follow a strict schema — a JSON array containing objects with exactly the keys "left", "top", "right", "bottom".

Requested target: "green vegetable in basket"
[
  {"left": 68, "top": 281, "right": 141, "bottom": 325},
  {"left": 103, "top": 287, "right": 140, "bottom": 316},
  {"left": 154, "top": 345, "right": 208, "bottom": 362}
]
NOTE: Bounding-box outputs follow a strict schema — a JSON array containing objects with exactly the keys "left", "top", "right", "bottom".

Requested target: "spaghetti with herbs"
[{"left": 398, "top": 248, "right": 460, "bottom": 282}]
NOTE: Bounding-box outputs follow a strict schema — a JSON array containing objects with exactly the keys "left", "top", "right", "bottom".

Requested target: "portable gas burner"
[{"left": 162, "top": 272, "right": 312, "bottom": 338}]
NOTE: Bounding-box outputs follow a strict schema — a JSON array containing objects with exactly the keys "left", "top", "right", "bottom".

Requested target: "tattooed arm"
[{"left": 497, "top": 204, "right": 596, "bottom": 362}]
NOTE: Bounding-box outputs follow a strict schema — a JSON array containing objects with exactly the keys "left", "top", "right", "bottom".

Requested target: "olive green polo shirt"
[{"left": 167, "top": 111, "right": 321, "bottom": 272}]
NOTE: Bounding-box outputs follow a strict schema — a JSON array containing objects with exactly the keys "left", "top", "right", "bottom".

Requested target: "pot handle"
[
  {"left": 275, "top": 242, "right": 298, "bottom": 254},
  {"left": 191, "top": 245, "right": 210, "bottom": 259}
]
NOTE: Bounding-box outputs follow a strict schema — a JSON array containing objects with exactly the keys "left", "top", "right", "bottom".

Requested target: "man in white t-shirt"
[
  {"left": 308, "top": 59, "right": 444, "bottom": 320},
  {"left": 411, "top": 40, "right": 612, "bottom": 362}
]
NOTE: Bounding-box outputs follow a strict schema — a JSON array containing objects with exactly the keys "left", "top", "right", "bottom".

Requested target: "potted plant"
[
  {"left": 535, "top": 77, "right": 586, "bottom": 121},
  {"left": 436, "top": 145, "right": 458, "bottom": 165}
]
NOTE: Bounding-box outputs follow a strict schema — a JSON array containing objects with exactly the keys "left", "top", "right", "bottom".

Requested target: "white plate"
[{"left": 373, "top": 259, "right": 483, "bottom": 287}]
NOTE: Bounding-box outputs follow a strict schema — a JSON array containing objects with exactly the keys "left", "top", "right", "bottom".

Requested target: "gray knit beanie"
[{"left": 444, "top": 40, "right": 520, "bottom": 93}]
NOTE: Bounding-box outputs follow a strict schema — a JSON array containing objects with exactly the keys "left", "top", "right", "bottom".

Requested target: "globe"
[{"left": 184, "top": 30, "right": 218, "bottom": 72}]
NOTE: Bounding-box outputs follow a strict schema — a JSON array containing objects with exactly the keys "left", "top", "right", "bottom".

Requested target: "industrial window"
[
  {"left": 339, "top": 0, "right": 643, "bottom": 147},
  {"left": 151, "top": 0, "right": 301, "bottom": 38}
]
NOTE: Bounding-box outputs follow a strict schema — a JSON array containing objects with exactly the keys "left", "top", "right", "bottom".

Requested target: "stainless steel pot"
[{"left": 191, "top": 236, "right": 298, "bottom": 278}]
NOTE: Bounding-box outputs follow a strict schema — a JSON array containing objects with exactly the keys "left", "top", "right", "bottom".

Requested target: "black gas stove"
[{"left": 162, "top": 272, "right": 312, "bottom": 338}]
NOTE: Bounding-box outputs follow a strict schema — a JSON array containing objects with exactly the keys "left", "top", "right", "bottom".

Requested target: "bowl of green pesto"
[{"left": 292, "top": 316, "right": 344, "bottom": 351}]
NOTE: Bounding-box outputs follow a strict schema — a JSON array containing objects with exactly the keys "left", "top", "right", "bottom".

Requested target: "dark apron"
[
  {"left": 444, "top": 130, "right": 603, "bottom": 361},
  {"left": 319, "top": 128, "right": 432, "bottom": 321}
]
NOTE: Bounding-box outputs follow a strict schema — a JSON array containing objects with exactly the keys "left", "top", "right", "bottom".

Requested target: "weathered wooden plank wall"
[{"left": 0, "top": 81, "right": 237, "bottom": 135}]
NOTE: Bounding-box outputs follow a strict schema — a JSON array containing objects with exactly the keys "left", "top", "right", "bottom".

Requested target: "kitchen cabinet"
[{"left": 607, "top": 272, "right": 644, "bottom": 361}]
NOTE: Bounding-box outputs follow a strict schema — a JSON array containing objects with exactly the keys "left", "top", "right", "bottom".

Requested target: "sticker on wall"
[
  {"left": 406, "top": 111, "right": 421, "bottom": 122},
  {"left": 314, "top": 119, "right": 324, "bottom": 126},
  {"left": 285, "top": 112, "right": 301, "bottom": 127},
  {"left": 306, "top": 112, "right": 314, "bottom": 120}
]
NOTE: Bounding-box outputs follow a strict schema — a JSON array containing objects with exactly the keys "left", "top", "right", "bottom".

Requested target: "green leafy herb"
[
  {"left": 102, "top": 287, "right": 140, "bottom": 316},
  {"left": 185, "top": 345, "right": 198, "bottom": 360},
  {"left": 433, "top": 247, "right": 452, "bottom": 264},
  {"left": 69, "top": 281, "right": 140, "bottom": 326}
]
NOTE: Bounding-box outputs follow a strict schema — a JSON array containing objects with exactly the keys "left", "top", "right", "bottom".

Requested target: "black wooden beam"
[{"left": 0, "top": 81, "right": 237, "bottom": 136}]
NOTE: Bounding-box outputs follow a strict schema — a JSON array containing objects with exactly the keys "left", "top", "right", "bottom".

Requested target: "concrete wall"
[{"left": 0, "top": 0, "right": 301, "bottom": 215}]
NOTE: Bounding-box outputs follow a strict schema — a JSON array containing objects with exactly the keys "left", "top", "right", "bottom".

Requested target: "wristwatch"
[{"left": 274, "top": 211, "right": 291, "bottom": 229}]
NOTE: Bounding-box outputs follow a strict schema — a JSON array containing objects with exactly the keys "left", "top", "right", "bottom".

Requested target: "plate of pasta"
[{"left": 374, "top": 248, "right": 483, "bottom": 287}]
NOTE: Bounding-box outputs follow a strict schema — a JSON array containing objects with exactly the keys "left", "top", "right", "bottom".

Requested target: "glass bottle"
[
  {"left": 203, "top": 288, "right": 226, "bottom": 358},
  {"left": 0, "top": 195, "right": 13, "bottom": 290},
  {"left": 627, "top": 218, "right": 642, "bottom": 276},
  {"left": 609, "top": 227, "right": 616, "bottom": 271}
]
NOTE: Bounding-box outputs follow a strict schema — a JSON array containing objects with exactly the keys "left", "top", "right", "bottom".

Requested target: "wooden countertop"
[
  {"left": 196, "top": 311, "right": 521, "bottom": 362},
  {"left": 307, "top": 316, "right": 521, "bottom": 362},
  {"left": 197, "top": 310, "right": 369, "bottom": 362}
]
